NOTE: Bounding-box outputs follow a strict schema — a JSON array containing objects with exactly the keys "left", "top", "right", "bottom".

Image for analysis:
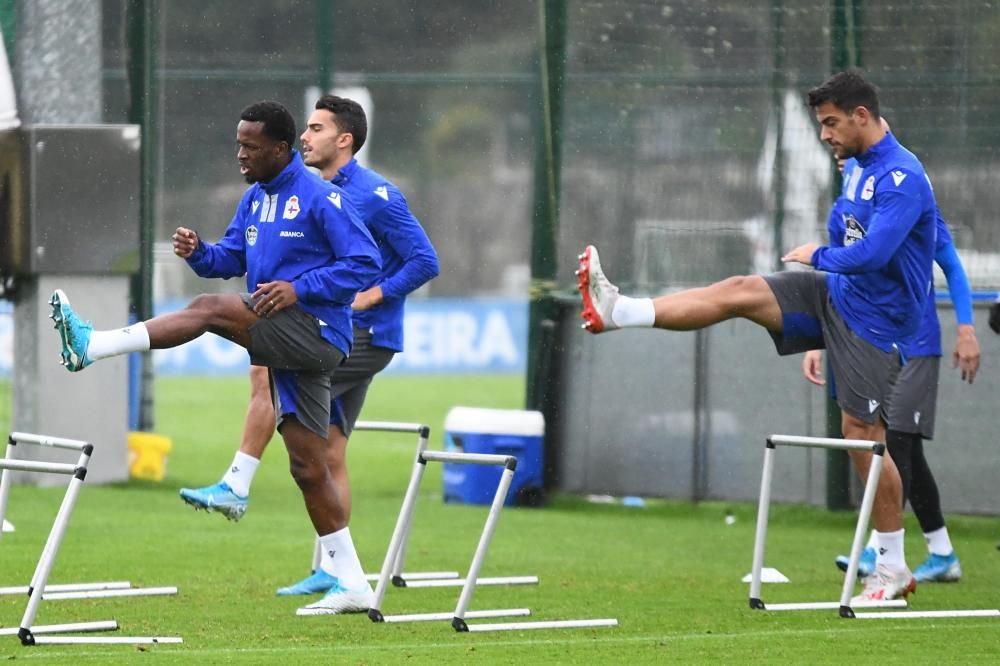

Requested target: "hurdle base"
[
  {"left": 378, "top": 608, "right": 531, "bottom": 624},
  {"left": 401, "top": 575, "right": 538, "bottom": 588},
  {"left": 368, "top": 608, "right": 385, "bottom": 623},
  {"left": 756, "top": 600, "right": 906, "bottom": 612},
  {"left": 0, "top": 620, "right": 118, "bottom": 637},
  {"left": 18, "top": 627, "right": 32, "bottom": 646},
  {"left": 749, "top": 597, "right": 765, "bottom": 610},
  {"left": 452, "top": 616, "right": 468, "bottom": 632},
  {"left": 29, "top": 635, "right": 183, "bottom": 645},
  {"left": 840, "top": 605, "right": 855, "bottom": 619},
  {"left": 852, "top": 609, "right": 1000, "bottom": 619},
  {"left": 463, "top": 618, "right": 619, "bottom": 632},
  {"left": 368, "top": 571, "right": 459, "bottom": 585}
]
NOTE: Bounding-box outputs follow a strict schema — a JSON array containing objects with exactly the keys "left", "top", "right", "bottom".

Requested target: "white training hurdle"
[
  {"left": 0, "top": 432, "right": 182, "bottom": 646},
  {"left": 348, "top": 420, "right": 536, "bottom": 589},
  {"left": 365, "top": 422, "right": 617, "bottom": 632},
  {"left": 749, "top": 434, "right": 1000, "bottom": 620}
]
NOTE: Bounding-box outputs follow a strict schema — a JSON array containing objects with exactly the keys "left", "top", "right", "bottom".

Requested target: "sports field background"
[
  {"left": 2, "top": 375, "right": 998, "bottom": 663},
  {"left": 3, "top": 2, "right": 1000, "bottom": 662}
]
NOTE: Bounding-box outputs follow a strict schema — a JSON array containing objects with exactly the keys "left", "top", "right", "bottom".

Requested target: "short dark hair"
[
  {"left": 807, "top": 69, "right": 881, "bottom": 120},
  {"left": 315, "top": 95, "right": 368, "bottom": 154},
  {"left": 240, "top": 101, "right": 296, "bottom": 147}
]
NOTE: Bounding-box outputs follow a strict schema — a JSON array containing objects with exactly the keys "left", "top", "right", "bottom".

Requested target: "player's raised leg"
[{"left": 577, "top": 245, "right": 782, "bottom": 334}]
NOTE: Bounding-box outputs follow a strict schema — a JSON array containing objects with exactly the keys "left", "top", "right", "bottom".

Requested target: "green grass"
[{"left": 2, "top": 374, "right": 999, "bottom": 664}]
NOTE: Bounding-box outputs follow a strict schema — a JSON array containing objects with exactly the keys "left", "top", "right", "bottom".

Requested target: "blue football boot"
[
  {"left": 835, "top": 546, "right": 876, "bottom": 578},
  {"left": 276, "top": 569, "right": 339, "bottom": 596},
  {"left": 913, "top": 551, "right": 961, "bottom": 583},
  {"left": 179, "top": 481, "right": 248, "bottom": 521},
  {"left": 49, "top": 289, "right": 94, "bottom": 372}
]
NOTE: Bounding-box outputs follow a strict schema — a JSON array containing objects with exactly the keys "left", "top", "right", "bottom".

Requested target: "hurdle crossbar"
[
  {"left": 0, "top": 432, "right": 92, "bottom": 539},
  {"left": 368, "top": 444, "right": 616, "bottom": 632},
  {"left": 749, "top": 434, "right": 896, "bottom": 616}
]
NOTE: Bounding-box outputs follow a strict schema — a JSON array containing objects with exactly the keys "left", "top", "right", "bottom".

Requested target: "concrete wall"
[{"left": 552, "top": 300, "right": 999, "bottom": 515}]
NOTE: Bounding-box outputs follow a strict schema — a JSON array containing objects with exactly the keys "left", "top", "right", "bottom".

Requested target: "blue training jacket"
[
  {"left": 185, "top": 150, "right": 382, "bottom": 356},
  {"left": 829, "top": 155, "right": 974, "bottom": 358},
  {"left": 333, "top": 158, "right": 440, "bottom": 352},
  {"left": 811, "top": 132, "right": 937, "bottom": 353}
]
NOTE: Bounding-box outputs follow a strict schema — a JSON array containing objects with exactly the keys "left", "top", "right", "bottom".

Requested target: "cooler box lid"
[{"left": 444, "top": 407, "right": 545, "bottom": 437}]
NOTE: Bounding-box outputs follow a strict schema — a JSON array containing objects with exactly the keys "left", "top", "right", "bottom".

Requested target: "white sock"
[
  {"left": 875, "top": 529, "right": 906, "bottom": 569},
  {"left": 318, "top": 527, "right": 369, "bottom": 590},
  {"left": 87, "top": 322, "right": 150, "bottom": 361},
  {"left": 611, "top": 296, "right": 655, "bottom": 328},
  {"left": 865, "top": 529, "right": 878, "bottom": 550},
  {"left": 221, "top": 452, "right": 258, "bottom": 497},
  {"left": 924, "top": 527, "right": 954, "bottom": 556},
  {"left": 312, "top": 535, "right": 322, "bottom": 572}
]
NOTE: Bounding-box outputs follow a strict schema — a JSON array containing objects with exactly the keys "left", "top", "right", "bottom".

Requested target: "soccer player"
[
  {"left": 577, "top": 70, "right": 936, "bottom": 603},
  {"left": 177, "top": 95, "right": 440, "bottom": 606},
  {"left": 804, "top": 141, "right": 980, "bottom": 584},
  {"left": 50, "top": 101, "right": 383, "bottom": 615}
]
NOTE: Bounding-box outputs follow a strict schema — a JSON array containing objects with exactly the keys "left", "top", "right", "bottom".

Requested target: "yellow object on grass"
[{"left": 127, "top": 432, "right": 173, "bottom": 481}]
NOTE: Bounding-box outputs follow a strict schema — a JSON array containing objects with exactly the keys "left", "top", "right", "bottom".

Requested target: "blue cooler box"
[{"left": 443, "top": 407, "right": 545, "bottom": 507}]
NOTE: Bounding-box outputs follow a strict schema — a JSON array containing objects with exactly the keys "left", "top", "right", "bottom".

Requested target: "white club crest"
[
  {"left": 861, "top": 175, "right": 875, "bottom": 201},
  {"left": 283, "top": 195, "right": 300, "bottom": 220}
]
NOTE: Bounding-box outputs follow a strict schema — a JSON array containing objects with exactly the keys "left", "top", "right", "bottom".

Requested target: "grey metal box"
[{"left": 0, "top": 124, "right": 141, "bottom": 275}]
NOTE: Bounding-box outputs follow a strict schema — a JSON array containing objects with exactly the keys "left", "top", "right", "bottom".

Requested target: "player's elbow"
[{"left": 424, "top": 254, "right": 441, "bottom": 280}]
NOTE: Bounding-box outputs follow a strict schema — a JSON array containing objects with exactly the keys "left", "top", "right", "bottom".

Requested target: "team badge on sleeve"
[{"left": 283, "top": 195, "right": 300, "bottom": 220}]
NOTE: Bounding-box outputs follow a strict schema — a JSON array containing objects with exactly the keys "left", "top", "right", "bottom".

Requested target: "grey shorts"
[
  {"left": 886, "top": 355, "right": 939, "bottom": 439},
  {"left": 240, "top": 293, "right": 342, "bottom": 373},
  {"left": 269, "top": 327, "right": 394, "bottom": 440},
  {"left": 328, "top": 328, "right": 395, "bottom": 437},
  {"left": 270, "top": 366, "right": 341, "bottom": 440},
  {"left": 763, "top": 271, "right": 901, "bottom": 424}
]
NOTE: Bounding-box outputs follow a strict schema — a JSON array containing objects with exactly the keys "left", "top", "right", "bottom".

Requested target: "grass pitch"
[{"left": 1, "top": 374, "right": 999, "bottom": 664}]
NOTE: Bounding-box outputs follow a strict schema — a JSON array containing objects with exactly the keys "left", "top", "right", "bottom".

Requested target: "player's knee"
[
  {"left": 716, "top": 275, "right": 770, "bottom": 315},
  {"left": 841, "top": 413, "right": 882, "bottom": 442},
  {"left": 717, "top": 275, "right": 754, "bottom": 291},
  {"left": 186, "top": 293, "right": 220, "bottom": 311},
  {"left": 326, "top": 447, "right": 346, "bottom": 471},
  {"left": 288, "top": 456, "right": 327, "bottom": 491}
]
